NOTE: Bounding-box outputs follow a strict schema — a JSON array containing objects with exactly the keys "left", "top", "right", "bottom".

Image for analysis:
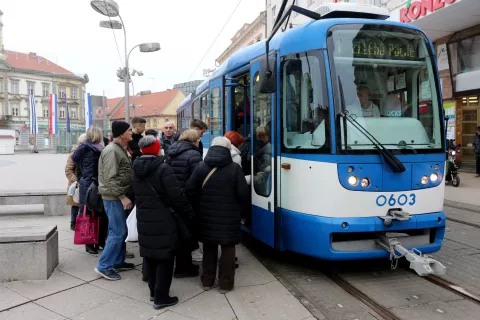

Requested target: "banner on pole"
[
  {"left": 49, "top": 94, "right": 59, "bottom": 134},
  {"left": 29, "top": 95, "right": 38, "bottom": 135},
  {"left": 84, "top": 92, "right": 93, "bottom": 128}
]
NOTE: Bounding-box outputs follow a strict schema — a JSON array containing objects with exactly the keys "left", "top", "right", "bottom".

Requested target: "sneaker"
[
  {"left": 153, "top": 296, "right": 179, "bottom": 310},
  {"left": 113, "top": 262, "right": 135, "bottom": 272},
  {"left": 191, "top": 249, "right": 203, "bottom": 262},
  {"left": 94, "top": 268, "right": 121, "bottom": 281},
  {"left": 70, "top": 224, "right": 75, "bottom": 231},
  {"left": 125, "top": 251, "right": 135, "bottom": 259},
  {"left": 203, "top": 286, "right": 212, "bottom": 291}
]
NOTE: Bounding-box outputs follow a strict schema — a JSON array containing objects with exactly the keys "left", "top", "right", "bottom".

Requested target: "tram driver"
[{"left": 347, "top": 85, "right": 380, "bottom": 118}]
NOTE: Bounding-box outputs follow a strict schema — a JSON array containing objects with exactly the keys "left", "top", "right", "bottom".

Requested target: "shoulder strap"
[{"left": 202, "top": 167, "right": 217, "bottom": 188}]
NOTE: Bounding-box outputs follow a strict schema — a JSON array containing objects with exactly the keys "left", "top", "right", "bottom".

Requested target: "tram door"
[
  {"left": 209, "top": 77, "right": 224, "bottom": 142},
  {"left": 250, "top": 61, "right": 276, "bottom": 248}
]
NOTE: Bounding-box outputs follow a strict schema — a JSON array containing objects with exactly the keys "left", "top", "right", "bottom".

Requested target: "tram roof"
[
  {"left": 177, "top": 18, "right": 423, "bottom": 111},
  {"left": 211, "top": 18, "right": 422, "bottom": 79}
]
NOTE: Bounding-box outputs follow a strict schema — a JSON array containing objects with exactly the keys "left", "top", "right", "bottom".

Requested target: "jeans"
[
  {"left": 70, "top": 206, "right": 79, "bottom": 225},
  {"left": 145, "top": 257, "right": 174, "bottom": 303},
  {"left": 97, "top": 200, "right": 127, "bottom": 271}
]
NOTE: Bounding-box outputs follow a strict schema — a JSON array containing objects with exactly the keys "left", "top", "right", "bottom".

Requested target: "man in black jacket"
[
  {"left": 190, "top": 119, "right": 208, "bottom": 157},
  {"left": 129, "top": 117, "right": 146, "bottom": 162}
]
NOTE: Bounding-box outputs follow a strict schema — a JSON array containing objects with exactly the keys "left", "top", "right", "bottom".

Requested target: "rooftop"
[
  {"left": 108, "top": 89, "right": 183, "bottom": 120},
  {"left": 2, "top": 50, "right": 76, "bottom": 76}
]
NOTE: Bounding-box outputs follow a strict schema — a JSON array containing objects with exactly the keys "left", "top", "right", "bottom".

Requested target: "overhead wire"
[{"left": 188, "top": 0, "right": 244, "bottom": 80}]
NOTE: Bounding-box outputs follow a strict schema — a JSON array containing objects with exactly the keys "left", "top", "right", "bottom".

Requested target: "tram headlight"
[
  {"left": 421, "top": 175, "right": 429, "bottom": 185},
  {"left": 434, "top": 164, "right": 440, "bottom": 171},
  {"left": 348, "top": 176, "right": 359, "bottom": 186},
  {"left": 430, "top": 173, "right": 439, "bottom": 182},
  {"left": 361, "top": 178, "right": 370, "bottom": 188}
]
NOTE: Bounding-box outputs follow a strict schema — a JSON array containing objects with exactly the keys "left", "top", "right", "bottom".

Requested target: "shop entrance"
[{"left": 460, "top": 96, "right": 480, "bottom": 165}]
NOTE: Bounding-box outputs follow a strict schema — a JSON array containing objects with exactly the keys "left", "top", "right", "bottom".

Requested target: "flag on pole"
[
  {"left": 29, "top": 94, "right": 38, "bottom": 135},
  {"left": 65, "top": 94, "right": 71, "bottom": 133},
  {"left": 84, "top": 92, "right": 92, "bottom": 128},
  {"left": 49, "top": 94, "right": 58, "bottom": 134}
]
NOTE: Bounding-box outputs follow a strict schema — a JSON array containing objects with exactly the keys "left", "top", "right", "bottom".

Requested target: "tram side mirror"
[{"left": 259, "top": 55, "right": 277, "bottom": 94}]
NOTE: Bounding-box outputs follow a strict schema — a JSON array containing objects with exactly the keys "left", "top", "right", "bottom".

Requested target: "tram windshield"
[{"left": 327, "top": 24, "right": 444, "bottom": 152}]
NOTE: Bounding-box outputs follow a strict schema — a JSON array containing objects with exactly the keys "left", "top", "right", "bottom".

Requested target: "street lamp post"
[{"left": 91, "top": 0, "right": 160, "bottom": 123}]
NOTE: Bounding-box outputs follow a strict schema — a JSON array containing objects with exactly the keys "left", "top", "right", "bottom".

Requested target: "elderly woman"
[
  {"left": 167, "top": 129, "right": 203, "bottom": 274},
  {"left": 65, "top": 133, "right": 87, "bottom": 230},
  {"left": 72, "top": 125, "right": 105, "bottom": 254},
  {"left": 132, "top": 135, "right": 195, "bottom": 309},
  {"left": 186, "top": 137, "right": 249, "bottom": 294},
  {"left": 224, "top": 131, "right": 244, "bottom": 167}
]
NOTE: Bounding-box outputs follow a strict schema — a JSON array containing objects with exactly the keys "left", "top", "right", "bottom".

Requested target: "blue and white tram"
[{"left": 177, "top": 2, "right": 446, "bottom": 261}]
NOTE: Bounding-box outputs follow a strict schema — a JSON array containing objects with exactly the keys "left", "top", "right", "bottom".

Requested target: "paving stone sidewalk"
[{"left": 0, "top": 215, "right": 314, "bottom": 320}]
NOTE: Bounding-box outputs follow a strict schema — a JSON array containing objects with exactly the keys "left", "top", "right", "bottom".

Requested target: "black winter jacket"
[
  {"left": 132, "top": 155, "right": 194, "bottom": 260},
  {"left": 72, "top": 141, "right": 102, "bottom": 207},
  {"left": 186, "top": 146, "right": 249, "bottom": 246},
  {"left": 128, "top": 132, "right": 143, "bottom": 162},
  {"left": 167, "top": 140, "right": 202, "bottom": 191}
]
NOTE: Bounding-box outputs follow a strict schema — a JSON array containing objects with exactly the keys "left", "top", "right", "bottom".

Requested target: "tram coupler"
[
  {"left": 379, "top": 208, "right": 411, "bottom": 227},
  {"left": 376, "top": 234, "right": 447, "bottom": 276}
]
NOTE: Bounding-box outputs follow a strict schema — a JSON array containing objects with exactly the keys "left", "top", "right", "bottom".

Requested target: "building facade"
[
  {"left": 173, "top": 80, "right": 203, "bottom": 96},
  {"left": 0, "top": 10, "right": 88, "bottom": 151},
  {"left": 266, "top": 0, "right": 381, "bottom": 37},
  {"left": 108, "top": 88, "right": 185, "bottom": 132},
  {"left": 384, "top": 0, "right": 480, "bottom": 166},
  {"left": 216, "top": 11, "right": 267, "bottom": 65}
]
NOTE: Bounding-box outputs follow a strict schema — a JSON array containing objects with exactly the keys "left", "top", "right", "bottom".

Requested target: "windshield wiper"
[{"left": 337, "top": 77, "right": 406, "bottom": 173}]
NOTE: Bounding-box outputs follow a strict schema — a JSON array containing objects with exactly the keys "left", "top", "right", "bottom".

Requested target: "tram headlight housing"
[
  {"left": 430, "top": 172, "right": 438, "bottom": 182},
  {"left": 348, "top": 176, "right": 358, "bottom": 186},
  {"left": 421, "top": 175, "right": 429, "bottom": 185},
  {"left": 361, "top": 178, "right": 370, "bottom": 188}
]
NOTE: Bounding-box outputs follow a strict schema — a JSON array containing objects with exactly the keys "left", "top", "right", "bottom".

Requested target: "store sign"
[{"left": 400, "top": 0, "right": 456, "bottom": 23}]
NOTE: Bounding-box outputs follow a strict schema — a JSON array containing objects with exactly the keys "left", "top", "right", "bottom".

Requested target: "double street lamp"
[{"left": 91, "top": 0, "right": 160, "bottom": 123}]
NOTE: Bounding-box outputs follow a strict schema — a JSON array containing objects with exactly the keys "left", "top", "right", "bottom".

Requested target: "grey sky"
[{"left": 1, "top": 0, "right": 265, "bottom": 98}]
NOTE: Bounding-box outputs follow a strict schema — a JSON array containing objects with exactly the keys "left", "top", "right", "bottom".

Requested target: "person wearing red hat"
[{"left": 132, "top": 135, "right": 195, "bottom": 309}]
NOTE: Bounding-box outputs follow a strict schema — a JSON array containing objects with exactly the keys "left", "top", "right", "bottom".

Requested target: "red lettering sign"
[{"left": 400, "top": 0, "right": 456, "bottom": 23}]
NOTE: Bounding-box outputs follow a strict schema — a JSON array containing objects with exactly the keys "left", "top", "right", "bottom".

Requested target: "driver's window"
[{"left": 281, "top": 51, "right": 329, "bottom": 153}]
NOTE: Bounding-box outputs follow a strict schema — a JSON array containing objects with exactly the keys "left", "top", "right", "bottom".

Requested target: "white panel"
[
  {"left": 455, "top": 69, "right": 480, "bottom": 92},
  {"left": 279, "top": 158, "right": 444, "bottom": 218}
]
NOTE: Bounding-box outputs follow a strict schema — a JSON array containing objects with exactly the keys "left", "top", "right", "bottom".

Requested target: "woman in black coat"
[
  {"left": 132, "top": 135, "right": 195, "bottom": 310},
  {"left": 167, "top": 129, "right": 203, "bottom": 276},
  {"left": 186, "top": 137, "right": 249, "bottom": 294},
  {"left": 72, "top": 125, "right": 106, "bottom": 255}
]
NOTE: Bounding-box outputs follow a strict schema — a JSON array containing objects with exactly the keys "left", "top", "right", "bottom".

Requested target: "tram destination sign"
[{"left": 350, "top": 37, "right": 419, "bottom": 61}]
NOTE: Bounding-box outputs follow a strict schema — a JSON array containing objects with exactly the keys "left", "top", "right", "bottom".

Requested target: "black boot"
[{"left": 85, "top": 245, "right": 98, "bottom": 255}]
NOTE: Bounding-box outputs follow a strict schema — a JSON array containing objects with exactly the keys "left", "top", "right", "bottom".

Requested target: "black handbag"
[
  {"left": 145, "top": 179, "right": 192, "bottom": 242},
  {"left": 85, "top": 178, "right": 104, "bottom": 212}
]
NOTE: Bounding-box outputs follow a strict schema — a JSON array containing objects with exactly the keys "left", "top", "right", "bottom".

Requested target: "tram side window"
[
  {"left": 201, "top": 94, "right": 210, "bottom": 126},
  {"left": 211, "top": 87, "right": 222, "bottom": 138},
  {"left": 253, "top": 72, "right": 272, "bottom": 197},
  {"left": 193, "top": 99, "right": 200, "bottom": 120},
  {"left": 281, "top": 51, "right": 329, "bottom": 153}
]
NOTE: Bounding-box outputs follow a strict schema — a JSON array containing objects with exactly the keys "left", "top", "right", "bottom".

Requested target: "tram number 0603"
[{"left": 376, "top": 194, "right": 416, "bottom": 207}]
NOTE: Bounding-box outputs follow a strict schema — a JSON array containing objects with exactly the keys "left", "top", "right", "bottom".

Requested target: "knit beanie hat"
[
  {"left": 139, "top": 135, "right": 161, "bottom": 156},
  {"left": 112, "top": 121, "right": 130, "bottom": 138}
]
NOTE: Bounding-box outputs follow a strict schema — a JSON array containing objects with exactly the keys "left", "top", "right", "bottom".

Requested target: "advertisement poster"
[
  {"left": 444, "top": 101, "right": 455, "bottom": 140},
  {"left": 437, "top": 44, "right": 449, "bottom": 71}
]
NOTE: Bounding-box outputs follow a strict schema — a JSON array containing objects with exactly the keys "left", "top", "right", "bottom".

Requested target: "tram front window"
[{"left": 327, "top": 24, "right": 444, "bottom": 152}]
